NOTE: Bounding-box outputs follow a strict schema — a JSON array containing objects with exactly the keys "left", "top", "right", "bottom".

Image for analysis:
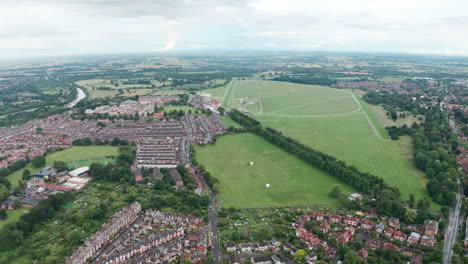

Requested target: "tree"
[
  {"left": 22, "top": 169, "right": 31, "bottom": 180},
  {"left": 230, "top": 231, "right": 241, "bottom": 241},
  {"left": 294, "top": 249, "right": 306, "bottom": 263},
  {"left": 67, "top": 230, "right": 82, "bottom": 246},
  {"left": 218, "top": 107, "right": 225, "bottom": 115},
  {"left": 390, "top": 110, "right": 398, "bottom": 121},
  {"left": 53, "top": 160, "right": 68, "bottom": 172},
  {"left": 0, "top": 209, "right": 7, "bottom": 220},
  {"left": 213, "top": 183, "right": 221, "bottom": 193},
  {"left": 0, "top": 184, "right": 9, "bottom": 202},
  {"left": 343, "top": 250, "right": 361, "bottom": 264},
  {"left": 31, "top": 155, "right": 46, "bottom": 168},
  {"left": 111, "top": 138, "right": 121, "bottom": 146},
  {"left": 330, "top": 184, "right": 344, "bottom": 198},
  {"left": 408, "top": 193, "right": 415, "bottom": 208}
]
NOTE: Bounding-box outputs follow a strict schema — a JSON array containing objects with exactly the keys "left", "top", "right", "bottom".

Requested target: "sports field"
[
  {"left": 195, "top": 133, "right": 353, "bottom": 208},
  {"left": 6, "top": 146, "right": 119, "bottom": 188},
  {"left": 225, "top": 80, "right": 436, "bottom": 209},
  {"left": 67, "top": 157, "right": 115, "bottom": 170}
]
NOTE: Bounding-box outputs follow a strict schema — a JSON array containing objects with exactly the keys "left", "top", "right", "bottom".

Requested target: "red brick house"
[
  {"left": 344, "top": 216, "right": 358, "bottom": 226},
  {"left": 319, "top": 222, "right": 331, "bottom": 233},
  {"left": 313, "top": 211, "right": 325, "bottom": 221},
  {"left": 361, "top": 219, "right": 375, "bottom": 230},
  {"left": 329, "top": 214, "right": 342, "bottom": 223},
  {"left": 393, "top": 231, "right": 407, "bottom": 242},
  {"left": 383, "top": 227, "right": 394, "bottom": 237},
  {"left": 424, "top": 220, "right": 439, "bottom": 236}
]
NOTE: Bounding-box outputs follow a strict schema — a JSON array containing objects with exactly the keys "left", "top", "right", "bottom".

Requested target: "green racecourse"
[
  {"left": 221, "top": 78, "right": 237, "bottom": 107},
  {"left": 214, "top": 80, "right": 437, "bottom": 209},
  {"left": 355, "top": 94, "right": 390, "bottom": 140},
  {"left": 6, "top": 146, "right": 119, "bottom": 188},
  {"left": 195, "top": 133, "right": 354, "bottom": 208}
]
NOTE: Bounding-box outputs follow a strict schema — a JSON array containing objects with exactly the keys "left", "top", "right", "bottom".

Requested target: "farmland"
[
  {"left": 6, "top": 146, "right": 119, "bottom": 188},
  {"left": 226, "top": 80, "right": 436, "bottom": 209},
  {"left": 195, "top": 133, "right": 353, "bottom": 208},
  {"left": 75, "top": 79, "right": 158, "bottom": 98}
]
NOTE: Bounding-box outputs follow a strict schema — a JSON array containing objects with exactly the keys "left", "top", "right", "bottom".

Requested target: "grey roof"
[{"left": 121, "top": 100, "right": 137, "bottom": 104}]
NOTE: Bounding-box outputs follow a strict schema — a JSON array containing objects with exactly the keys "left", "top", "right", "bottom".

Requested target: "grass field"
[
  {"left": 67, "top": 157, "right": 115, "bottom": 170},
  {"left": 0, "top": 208, "right": 29, "bottom": 229},
  {"left": 196, "top": 133, "right": 353, "bottom": 208},
  {"left": 228, "top": 80, "right": 358, "bottom": 116},
  {"left": 226, "top": 80, "right": 437, "bottom": 209},
  {"left": 219, "top": 116, "right": 242, "bottom": 128},
  {"left": 368, "top": 104, "right": 424, "bottom": 127},
  {"left": 75, "top": 79, "right": 158, "bottom": 98},
  {"left": 6, "top": 146, "right": 119, "bottom": 188}
]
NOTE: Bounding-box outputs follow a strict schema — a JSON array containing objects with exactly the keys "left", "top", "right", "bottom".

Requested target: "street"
[
  {"left": 443, "top": 179, "right": 463, "bottom": 264},
  {"left": 209, "top": 191, "right": 221, "bottom": 264},
  {"left": 186, "top": 119, "right": 221, "bottom": 264}
]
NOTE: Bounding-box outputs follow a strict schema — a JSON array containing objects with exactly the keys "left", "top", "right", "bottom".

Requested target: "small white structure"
[
  {"left": 69, "top": 166, "right": 90, "bottom": 177},
  {"left": 266, "top": 184, "right": 270, "bottom": 188},
  {"left": 249, "top": 162, "right": 254, "bottom": 166},
  {"left": 348, "top": 193, "right": 363, "bottom": 201}
]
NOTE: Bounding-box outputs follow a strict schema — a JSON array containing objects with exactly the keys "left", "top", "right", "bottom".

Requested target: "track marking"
[{"left": 270, "top": 95, "right": 353, "bottom": 114}]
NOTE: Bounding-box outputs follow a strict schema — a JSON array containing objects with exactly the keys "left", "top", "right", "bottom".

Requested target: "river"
[{"left": 67, "top": 87, "right": 86, "bottom": 108}]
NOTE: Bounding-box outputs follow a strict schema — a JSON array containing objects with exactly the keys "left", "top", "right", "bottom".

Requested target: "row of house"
[{"left": 89, "top": 208, "right": 206, "bottom": 264}]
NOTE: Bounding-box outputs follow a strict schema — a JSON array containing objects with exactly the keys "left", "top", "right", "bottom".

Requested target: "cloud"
[
  {"left": 0, "top": 0, "right": 467, "bottom": 58},
  {"left": 162, "top": 40, "right": 177, "bottom": 51}
]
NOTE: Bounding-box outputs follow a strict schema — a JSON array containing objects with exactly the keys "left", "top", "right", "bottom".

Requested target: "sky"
[{"left": 0, "top": 0, "right": 467, "bottom": 59}]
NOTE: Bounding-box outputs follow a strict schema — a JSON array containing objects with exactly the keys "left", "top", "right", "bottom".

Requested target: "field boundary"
[
  {"left": 222, "top": 78, "right": 237, "bottom": 108},
  {"left": 218, "top": 199, "right": 332, "bottom": 210},
  {"left": 354, "top": 94, "right": 391, "bottom": 141}
]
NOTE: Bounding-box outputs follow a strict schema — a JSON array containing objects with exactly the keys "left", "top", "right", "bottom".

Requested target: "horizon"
[{"left": 0, "top": 0, "right": 467, "bottom": 60}]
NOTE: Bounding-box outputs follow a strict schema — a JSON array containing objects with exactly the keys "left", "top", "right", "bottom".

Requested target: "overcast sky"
[{"left": 1, "top": 0, "right": 467, "bottom": 59}]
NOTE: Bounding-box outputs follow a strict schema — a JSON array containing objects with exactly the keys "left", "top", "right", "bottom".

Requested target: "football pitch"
[{"left": 217, "top": 80, "right": 436, "bottom": 208}]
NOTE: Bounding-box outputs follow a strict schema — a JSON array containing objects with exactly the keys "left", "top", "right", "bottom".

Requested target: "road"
[
  {"left": 67, "top": 87, "right": 86, "bottom": 108},
  {"left": 443, "top": 179, "right": 463, "bottom": 264},
  {"left": 186, "top": 119, "right": 221, "bottom": 264},
  {"left": 209, "top": 191, "right": 221, "bottom": 264}
]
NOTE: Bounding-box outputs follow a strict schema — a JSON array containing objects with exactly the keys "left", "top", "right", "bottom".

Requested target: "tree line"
[
  {"left": 387, "top": 107, "right": 461, "bottom": 206},
  {"left": 228, "top": 109, "right": 409, "bottom": 219}
]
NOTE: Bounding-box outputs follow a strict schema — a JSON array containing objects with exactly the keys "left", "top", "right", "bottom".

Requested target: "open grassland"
[
  {"left": 368, "top": 104, "right": 424, "bottom": 127},
  {"left": 230, "top": 80, "right": 436, "bottom": 209},
  {"left": 195, "top": 133, "right": 353, "bottom": 208},
  {"left": 67, "top": 157, "right": 115, "bottom": 170},
  {"left": 75, "top": 79, "right": 158, "bottom": 98},
  {"left": 219, "top": 116, "right": 242, "bottom": 128},
  {"left": 0, "top": 208, "right": 30, "bottom": 229},
  {"left": 354, "top": 94, "right": 390, "bottom": 140},
  {"left": 229, "top": 80, "right": 358, "bottom": 116},
  {"left": 222, "top": 79, "right": 237, "bottom": 107},
  {"left": 6, "top": 146, "right": 119, "bottom": 188}
]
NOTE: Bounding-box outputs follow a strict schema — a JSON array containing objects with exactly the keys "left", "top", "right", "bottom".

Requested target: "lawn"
[
  {"left": 228, "top": 80, "right": 437, "bottom": 209},
  {"left": 195, "top": 133, "right": 354, "bottom": 208},
  {"left": 6, "top": 146, "right": 119, "bottom": 188},
  {"left": 0, "top": 208, "right": 29, "bottom": 229}
]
